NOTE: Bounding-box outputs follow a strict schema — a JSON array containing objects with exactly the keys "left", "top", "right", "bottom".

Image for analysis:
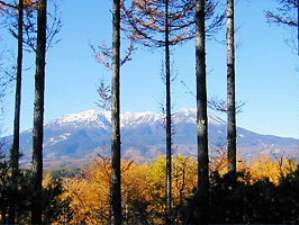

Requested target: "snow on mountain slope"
[
  {"left": 47, "top": 108, "right": 225, "bottom": 128},
  {"left": 48, "top": 110, "right": 111, "bottom": 129},
  {"left": 2, "top": 108, "right": 298, "bottom": 168}
]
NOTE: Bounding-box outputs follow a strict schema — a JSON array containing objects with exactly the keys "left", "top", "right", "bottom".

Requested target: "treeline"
[
  {"left": 59, "top": 155, "right": 299, "bottom": 225},
  {"left": 2, "top": 154, "right": 298, "bottom": 224},
  {"left": 0, "top": 0, "right": 298, "bottom": 225}
]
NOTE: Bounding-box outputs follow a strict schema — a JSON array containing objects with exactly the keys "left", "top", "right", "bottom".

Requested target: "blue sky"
[{"left": 1, "top": 0, "right": 298, "bottom": 139}]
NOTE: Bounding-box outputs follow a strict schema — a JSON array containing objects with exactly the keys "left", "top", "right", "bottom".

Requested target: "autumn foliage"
[
  {"left": 57, "top": 154, "right": 298, "bottom": 225},
  {"left": 0, "top": 148, "right": 298, "bottom": 224}
]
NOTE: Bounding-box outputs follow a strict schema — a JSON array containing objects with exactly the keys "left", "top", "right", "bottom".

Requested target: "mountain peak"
[
  {"left": 47, "top": 108, "right": 226, "bottom": 128},
  {"left": 4, "top": 108, "right": 298, "bottom": 168},
  {"left": 60, "top": 109, "right": 99, "bottom": 123},
  {"left": 49, "top": 109, "right": 110, "bottom": 129}
]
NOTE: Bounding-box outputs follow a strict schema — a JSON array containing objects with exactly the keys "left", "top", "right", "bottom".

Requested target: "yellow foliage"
[
  {"left": 248, "top": 155, "right": 297, "bottom": 184},
  {"left": 61, "top": 155, "right": 199, "bottom": 224},
  {"left": 60, "top": 154, "right": 297, "bottom": 224}
]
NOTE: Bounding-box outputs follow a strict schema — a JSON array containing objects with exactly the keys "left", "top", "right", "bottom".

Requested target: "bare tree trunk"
[
  {"left": 8, "top": 0, "right": 23, "bottom": 223},
  {"left": 164, "top": 0, "right": 172, "bottom": 224},
  {"left": 31, "top": 0, "right": 47, "bottom": 224},
  {"left": 196, "top": 0, "right": 209, "bottom": 224},
  {"left": 227, "top": 0, "right": 237, "bottom": 180},
  {"left": 111, "top": 0, "right": 122, "bottom": 224}
]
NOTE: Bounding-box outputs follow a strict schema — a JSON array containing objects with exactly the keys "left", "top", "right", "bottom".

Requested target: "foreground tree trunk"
[
  {"left": 8, "top": 0, "right": 23, "bottom": 223},
  {"left": 10, "top": 0, "right": 23, "bottom": 179},
  {"left": 196, "top": 0, "right": 209, "bottom": 224},
  {"left": 111, "top": 0, "right": 121, "bottom": 224},
  {"left": 164, "top": 0, "right": 172, "bottom": 224},
  {"left": 227, "top": 0, "right": 237, "bottom": 180},
  {"left": 31, "top": 0, "right": 47, "bottom": 223}
]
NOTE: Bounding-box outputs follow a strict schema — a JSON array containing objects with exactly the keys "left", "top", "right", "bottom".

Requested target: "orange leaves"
[
  {"left": 59, "top": 154, "right": 298, "bottom": 224},
  {"left": 0, "top": 0, "right": 35, "bottom": 11},
  {"left": 24, "top": 0, "right": 38, "bottom": 10},
  {"left": 248, "top": 155, "right": 297, "bottom": 184},
  {"left": 122, "top": 0, "right": 197, "bottom": 47}
]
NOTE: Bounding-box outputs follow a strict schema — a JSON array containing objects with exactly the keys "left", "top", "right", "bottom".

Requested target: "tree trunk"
[
  {"left": 8, "top": 0, "right": 23, "bottom": 223},
  {"left": 164, "top": 0, "right": 172, "bottom": 225},
  {"left": 31, "top": 0, "right": 47, "bottom": 224},
  {"left": 111, "top": 0, "right": 122, "bottom": 224},
  {"left": 227, "top": 0, "right": 237, "bottom": 180},
  {"left": 196, "top": 0, "right": 209, "bottom": 224}
]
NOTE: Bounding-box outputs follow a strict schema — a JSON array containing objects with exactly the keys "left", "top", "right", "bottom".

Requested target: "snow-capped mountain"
[{"left": 3, "top": 108, "right": 299, "bottom": 168}]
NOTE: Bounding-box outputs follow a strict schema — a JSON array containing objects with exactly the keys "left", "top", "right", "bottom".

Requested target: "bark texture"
[
  {"left": 11, "top": 0, "right": 23, "bottom": 180},
  {"left": 111, "top": 0, "right": 122, "bottom": 224},
  {"left": 196, "top": 0, "right": 209, "bottom": 224},
  {"left": 31, "top": 0, "right": 47, "bottom": 223},
  {"left": 227, "top": 0, "right": 237, "bottom": 179},
  {"left": 8, "top": 0, "right": 23, "bottom": 223},
  {"left": 164, "top": 0, "right": 172, "bottom": 224}
]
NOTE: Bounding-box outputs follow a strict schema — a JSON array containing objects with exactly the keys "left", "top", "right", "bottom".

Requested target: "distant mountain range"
[{"left": 2, "top": 108, "right": 299, "bottom": 168}]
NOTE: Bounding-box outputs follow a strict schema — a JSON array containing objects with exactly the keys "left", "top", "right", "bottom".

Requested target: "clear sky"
[{"left": 0, "top": 0, "right": 298, "bottom": 139}]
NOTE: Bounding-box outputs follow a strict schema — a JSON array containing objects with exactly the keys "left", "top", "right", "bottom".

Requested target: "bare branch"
[
  {"left": 95, "top": 80, "right": 111, "bottom": 111},
  {"left": 91, "top": 37, "right": 136, "bottom": 71},
  {"left": 121, "top": 0, "right": 225, "bottom": 48},
  {"left": 208, "top": 97, "right": 246, "bottom": 114},
  {"left": 265, "top": 0, "right": 298, "bottom": 28},
  {"left": 180, "top": 80, "right": 246, "bottom": 114},
  {"left": 4, "top": 0, "right": 61, "bottom": 52},
  {"left": 0, "top": 0, "right": 18, "bottom": 9}
]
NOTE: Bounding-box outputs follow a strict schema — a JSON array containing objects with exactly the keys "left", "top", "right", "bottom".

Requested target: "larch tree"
[
  {"left": 164, "top": 1, "right": 172, "bottom": 223},
  {"left": 91, "top": 3, "right": 135, "bottom": 225},
  {"left": 10, "top": 0, "right": 24, "bottom": 185},
  {"left": 31, "top": 0, "right": 47, "bottom": 223},
  {"left": 226, "top": 0, "right": 237, "bottom": 181},
  {"left": 123, "top": 1, "right": 188, "bottom": 222},
  {"left": 0, "top": 0, "right": 60, "bottom": 223},
  {"left": 8, "top": 0, "right": 24, "bottom": 223},
  {"left": 122, "top": 1, "right": 223, "bottom": 223},
  {"left": 111, "top": 0, "right": 122, "bottom": 224},
  {"left": 195, "top": 0, "right": 209, "bottom": 224}
]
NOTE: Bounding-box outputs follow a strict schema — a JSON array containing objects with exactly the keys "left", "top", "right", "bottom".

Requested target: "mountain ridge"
[{"left": 2, "top": 108, "right": 299, "bottom": 168}]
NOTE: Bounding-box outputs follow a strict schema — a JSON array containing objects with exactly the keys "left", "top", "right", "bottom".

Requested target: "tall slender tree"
[
  {"left": 111, "top": 0, "right": 122, "bottom": 224},
  {"left": 130, "top": 1, "right": 174, "bottom": 221},
  {"left": 163, "top": 1, "right": 172, "bottom": 223},
  {"left": 31, "top": 0, "right": 47, "bottom": 223},
  {"left": 8, "top": 0, "right": 24, "bottom": 223},
  {"left": 10, "top": 0, "right": 23, "bottom": 183},
  {"left": 195, "top": 0, "right": 209, "bottom": 224},
  {"left": 122, "top": 2, "right": 223, "bottom": 223},
  {"left": 226, "top": 0, "right": 237, "bottom": 180},
  {"left": 123, "top": 2, "right": 186, "bottom": 222}
]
